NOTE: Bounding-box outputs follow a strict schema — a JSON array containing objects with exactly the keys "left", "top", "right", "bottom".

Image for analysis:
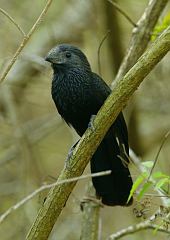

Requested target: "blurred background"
[{"left": 0, "top": 0, "right": 170, "bottom": 239}]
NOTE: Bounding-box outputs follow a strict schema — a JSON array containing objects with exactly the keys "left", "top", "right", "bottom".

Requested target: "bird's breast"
[{"left": 52, "top": 74, "right": 94, "bottom": 135}]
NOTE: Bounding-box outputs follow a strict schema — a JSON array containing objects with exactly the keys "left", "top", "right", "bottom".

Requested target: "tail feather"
[{"left": 90, "top": 125, "right": 133, "bottom": 206}]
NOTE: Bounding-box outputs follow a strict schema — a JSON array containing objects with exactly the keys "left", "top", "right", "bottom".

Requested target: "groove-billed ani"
[{"left": 45, "top": 44, "right": 133, "bottom": 206}]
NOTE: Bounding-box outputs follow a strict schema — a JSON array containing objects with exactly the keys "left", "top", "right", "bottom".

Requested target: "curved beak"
[
  {"left": 45, "top": 47, "right": 64, "bottom": 64},
  {"left": 44, "top": 53, "right": 56, "bottom": 63},
  {"left": 44, "top": 55, "right": 63, "bottom": 64},
  {"left": 44, "top": 56, "right": 52, "bottom": 63}
]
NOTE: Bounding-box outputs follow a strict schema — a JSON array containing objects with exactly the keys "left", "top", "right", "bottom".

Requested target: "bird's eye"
[{"left": 65, "top": 52, "right": 71, "bottom": 58}]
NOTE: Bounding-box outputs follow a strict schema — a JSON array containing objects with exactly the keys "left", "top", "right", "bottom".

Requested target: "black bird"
[{"left": 45, "top": 44, "right": 133, "bottom": 206}]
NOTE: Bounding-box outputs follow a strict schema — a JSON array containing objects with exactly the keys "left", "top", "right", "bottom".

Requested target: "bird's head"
[{"left": 45, "top": 44, "right": 91, "bottom": 72}]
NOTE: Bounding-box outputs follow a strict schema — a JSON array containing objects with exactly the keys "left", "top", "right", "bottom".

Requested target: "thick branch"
[
  {"left": 26, "top": 26, "right": 170, "bottom": 239},
  {"left": 112, "top": 0, "right": 168, "bottom": 86}
]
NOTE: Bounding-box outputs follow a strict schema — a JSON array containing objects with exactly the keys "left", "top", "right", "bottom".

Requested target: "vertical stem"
[{"left": 80, "top": 182, "right": 101, "bottom": 240}]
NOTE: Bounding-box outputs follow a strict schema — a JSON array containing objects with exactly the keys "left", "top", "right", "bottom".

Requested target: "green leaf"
[
  {"left": 127, "top": 172, "right": 148, "bottom": 203},
  {"left": 137, "top": 181, "right": 153, "bottom": 200},
  {"left": 155, "top": 178, "right": 169, "bottom": 189},
  {"left": 142, "top": 161, "right": 154, "bottom": 168},
  {"left": 152, "top": 171, "right": 168, "bottom": 179},
  {"left": 152, "top": 13, "right": 170, "bottom": 41}
]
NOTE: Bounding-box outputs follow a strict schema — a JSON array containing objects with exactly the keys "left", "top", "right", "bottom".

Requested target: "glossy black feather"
[{"left": 46, "top": 44, "right": 133, "bottom": 206}]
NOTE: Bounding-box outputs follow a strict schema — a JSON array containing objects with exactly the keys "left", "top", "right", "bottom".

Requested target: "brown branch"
[
  {"left": 0, "top": 0, "right": 53, "bottom": 83},
  {"left": 0, "top": 170, "right": 111, "bottom": 224},
  {"left": 0, "top": 7, "right": 26, "bottom": 36},
  {"left": 108, "top": 218, "right": 170, "bottom": 239},
  {"left": 80, "top": 182, "right": 101, "bottom": 240},
  {"left": 26, "top": 25, "right": 170, "bottom": 239},
  {"left": 112, "top": 0, "right": 169, "bottom": 86}
]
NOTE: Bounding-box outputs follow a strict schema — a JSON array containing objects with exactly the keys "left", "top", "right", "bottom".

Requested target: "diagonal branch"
[
  {"left": 112, "top": 0, "right": 169, "bottom": 86},
  {"left": 108, "top": 217, "right": 170, "bottom": 239},
  {"left": 26, "top": 25, "right": 170, "bottom": 240},
  {"left": 0, "top": 170, "right": 111, "bottom": 224},
  {"left": 0, "top": 0, "right": 53, "bottom": 83},
  {"left": 0, "top": 7, "right": 26, "bottom": 36}
]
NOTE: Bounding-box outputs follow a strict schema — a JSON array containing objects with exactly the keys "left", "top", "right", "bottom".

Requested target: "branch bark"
[
  {"left": 26, "top": 25, "right": 170, "bottom": 239},
  {"left": 80, "top": 182, "right": 101, "bottom": 240},
  {"left": 112, "top": 0, "right": 168, "bottom": 86},
  {"left": 108, "top": 208, "right": 170, "bottom": 239}
]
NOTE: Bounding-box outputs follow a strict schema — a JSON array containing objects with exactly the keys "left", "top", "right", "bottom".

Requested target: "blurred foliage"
[
  {"left": 152, "top": 12, "right": 170, "bottom": 40},
  {"left": 128, "top": 161, "right": 170, "bottom": 203},
  {"left": 0, "top": 0, "right": 170, "bottom": 239}
]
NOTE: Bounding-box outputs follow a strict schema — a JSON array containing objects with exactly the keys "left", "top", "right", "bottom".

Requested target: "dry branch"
[
  {"left": 80, "top": 182, "right": 101, "bottom": 240},
  {"left": 112, "top": 0, "right": 169, "bottom": 86},
  {"left": 0, "top": 7, "right": 25, "bottom": 36},
  {"left": 26, "top": 25, "right": 170, "bottom": 240},
  {"left": 108, "top": 217, "right": 170, "bottom": 239},
  {"left": 0, "top": 171, "right": 111, "bottom": 224},
  {"left": 0, "top": 0, "right": 53, "bottom": 83}
]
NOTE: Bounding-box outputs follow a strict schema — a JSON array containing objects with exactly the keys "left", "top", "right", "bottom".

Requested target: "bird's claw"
[
  {"left": 88, "top": 115, "right": 96, "bottom": 131},
  {"left": 64, "top": 141, "right": 79, "bottom": 169}
]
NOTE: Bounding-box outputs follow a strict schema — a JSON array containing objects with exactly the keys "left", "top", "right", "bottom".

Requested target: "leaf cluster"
[{"left": 128, "top": 160, "right": 170, "bottom": 202}]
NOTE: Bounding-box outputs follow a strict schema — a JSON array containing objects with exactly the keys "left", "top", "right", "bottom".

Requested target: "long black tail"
[{"left": 90, "top": 114, "right": 133, "bottom": 206}]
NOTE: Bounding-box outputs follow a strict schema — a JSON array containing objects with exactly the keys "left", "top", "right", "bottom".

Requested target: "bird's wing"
[
  {"left": 90, "top": 73, "right": 132, "bottom": 206},
  {"left": 91, "top": 72, "right": 111, "bottom": 104},
  {"left": 92, "top": 72, "right": 129, "bottom": 156}
]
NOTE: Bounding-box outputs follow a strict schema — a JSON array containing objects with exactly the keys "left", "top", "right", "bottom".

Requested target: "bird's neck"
[
  {"left": 52, "top": 66, "right": 92, "bottom": 109},
  {"left": 53, "top": 66, "right": 91, "bottom": 86}
]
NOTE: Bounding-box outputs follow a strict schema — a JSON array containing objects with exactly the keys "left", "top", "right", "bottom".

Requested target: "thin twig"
[
  {"left": 0, "top": 0, "right": 53, "bottom": 83},
  {"left": 108, "top": 208, "right": 170, "bottom": 240},
  {"left": 97, "top": 30, "right": 110, "bottom": 76},
  {"left": 147, "top": 130, "right": 170, "bottom": 181},
  {"left": 0, "top": 7, "right": 25, "bottom": 36},
  {"left": 108, "top": 220, "right": 170, "bottom": 239},
  {"left": 143, "top": 193, "right": 170, "bottom": 198},
  {"left": 0, "top": 170, "right": 111, "bottom": 224},
  {"left": 107, "top": 0, "right": 137, "bottom": 27}
]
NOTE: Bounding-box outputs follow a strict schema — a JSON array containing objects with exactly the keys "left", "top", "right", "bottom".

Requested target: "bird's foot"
[
  {"left": 88, "top": 115, "right": 96, "bottom": 131},
  {"left": 80, "top": 196, "right": 104, "bottom": 211},
  {"left": 65, "top": 140, "right": 79, "bottom": 169}
]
